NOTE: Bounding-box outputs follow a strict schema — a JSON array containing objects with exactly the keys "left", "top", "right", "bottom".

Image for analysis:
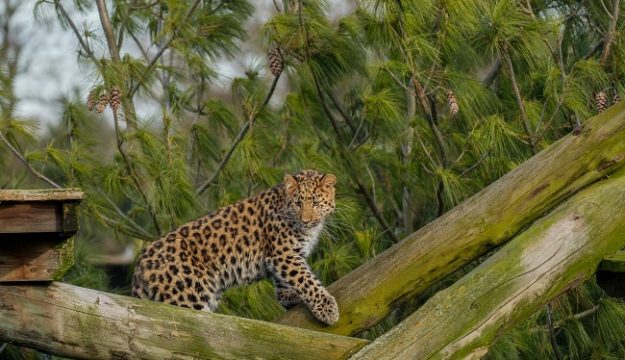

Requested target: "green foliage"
[{"left": 2, "top": 0, "right": 625, "bottom": 358}]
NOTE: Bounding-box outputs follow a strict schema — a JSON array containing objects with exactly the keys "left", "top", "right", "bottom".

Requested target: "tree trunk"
[
  {"left": 277, "top": 104, "right": 625, "bottom": 336},
  {"left": 351, "top": 170, "right": 625, "bottom": 360},
  {"left": 0, "top": 282, "right": 366, "bottom": 360}
]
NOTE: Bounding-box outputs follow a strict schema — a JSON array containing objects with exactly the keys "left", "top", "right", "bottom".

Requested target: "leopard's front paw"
[
  {"left": 312, "top": 292, "right": 339, "bottom": 325},
  {"left": 276, "top": 286, "right": 301, "bottom": 309}
]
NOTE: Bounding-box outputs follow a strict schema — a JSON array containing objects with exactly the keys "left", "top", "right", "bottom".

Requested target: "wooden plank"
[
  {"left": 0, "top": 189, "right": 84, "bottom": 202},
  {"left": 0, "top": 203, "right": 62, "bottom": 234},
  {"left": 351, "top": 172, "right": 625, "bottom": 360},
  {"left": 277, "top": 103, "right": 625, "bottom": 336},
  {"left": 0, "top": 237, "right": 74, "bottom": 282},
  {"left": 0, "top": 282, "right": 367, "bottom": 360}
]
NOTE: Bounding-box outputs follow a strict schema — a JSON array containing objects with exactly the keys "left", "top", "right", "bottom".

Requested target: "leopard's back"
[{"left": 131, "top": 190, "right": 279, "bottom": 310}]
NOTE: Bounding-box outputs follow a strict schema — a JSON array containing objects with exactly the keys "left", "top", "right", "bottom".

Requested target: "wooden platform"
[{"left": 0, "top": 189, "right": 84, "bottom": 282}]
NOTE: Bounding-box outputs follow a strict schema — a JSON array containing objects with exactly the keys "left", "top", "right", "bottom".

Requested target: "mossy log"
[
  {"left": 0, "top": 282, "right": 367, "bottom": 360},
  {"left": 278, "top": 104, "right": 625, "bottom": 336},
  {"left": 350, "top": 171, "right": 625, "bottom": 360}
]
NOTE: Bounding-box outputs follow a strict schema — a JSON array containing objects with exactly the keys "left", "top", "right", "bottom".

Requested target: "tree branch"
[
  {"left": 546, "top": 303, "right": 563, "bottom": 360},
  {"left": 504, "top": 52, "right": 536, "bottom": 154},
  {"left": 482, "top": 58, "right": 502, "bottom": 87},
  {"left": 327, "top": 90, "right": 357, "bottom": 134},
  {"left": 554, "top": 304, "right": 600, "bottom": 328},
  {"left": 129, "top": 0, "right": 202, "bottom": 97},
  {"left": 196, "top": 73, "right": 281, "bottom": 195},
  {"left": 95, "top": 0, "right": 121, "bottom": 62},
  {"left": 112, "top": 111, "right": 161, "bottom": 236},
  {"left": 52, "top": 0, "right": 99, "bottom": 65},
  {"left": 0, "top": 130, "right": 61, "bottom": 189},
  {"left": 313, "top": 78, "right": 399, "bottom": 244},
  {"left": 600, "top": 0, "right": 620, "bottom": 66}
]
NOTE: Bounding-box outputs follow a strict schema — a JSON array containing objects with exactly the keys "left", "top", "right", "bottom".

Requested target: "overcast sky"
[{"left": 4, "top": 0, "right": 352, "bottom": 131}]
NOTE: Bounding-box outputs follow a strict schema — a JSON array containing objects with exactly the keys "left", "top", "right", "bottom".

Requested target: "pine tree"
[{"left": 2, "top": 0, "right": 625, "bottom": 358}]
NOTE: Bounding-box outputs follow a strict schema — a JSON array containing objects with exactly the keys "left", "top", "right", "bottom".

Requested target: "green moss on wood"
[
  {"left": 51, "top": 237, "right": 75, "bottom": 281},
  {"left": 351, "top": 173, "right": 625, "bottom": 360}
]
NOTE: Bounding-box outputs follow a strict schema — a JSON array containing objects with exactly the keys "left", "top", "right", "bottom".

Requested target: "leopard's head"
[{"left": 283, "top": 169, "right": 336, "bottom": 227}]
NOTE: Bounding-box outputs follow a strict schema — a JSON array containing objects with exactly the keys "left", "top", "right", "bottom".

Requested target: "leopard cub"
[{"left": 132, "top": 169, "right": 339, "bottom": 325}]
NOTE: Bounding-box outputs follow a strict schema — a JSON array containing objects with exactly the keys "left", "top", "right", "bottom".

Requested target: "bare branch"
[
  {"left": 546, "top": 303, "right": 563, "bottom": 360},
  {"left": 313, "top": 77, "right": 400, "bottom": 244},
  {"left": 600, "top": 0, "right": 621, "bottom": 65},
  {"left": 129, "top": 0, "right": 202, "bottom": 97},
  {"left": 101, "top": 193, "right": 154, "bottom": 240},
  {"left": 53, "top": 0, "right": 98, "bottom": 65},
  {"left": 196, "top": 74, "right": 282, "bottom": 195},
  {"left": 96, "top": 0, "right": 121, "bottom": 62},
  {"left": 459, "top": 150, "right": 491, "bottom": 177},
  {"left": 0, "top": 130, "right": 61, "bottom": 189},
  {"left": 504, "top": 52, "right": 536, "bottom": 154}
]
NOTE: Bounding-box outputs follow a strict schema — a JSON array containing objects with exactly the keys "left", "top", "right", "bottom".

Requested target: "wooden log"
[
  {"left": 0, "top": 282, "right": 367, "bottom": 360},
  {"left": 350, "top": 171, "right": 625, "bottom": 360},
  {"left": 277, "top": 104, "right": 625, "bottom": 336}
]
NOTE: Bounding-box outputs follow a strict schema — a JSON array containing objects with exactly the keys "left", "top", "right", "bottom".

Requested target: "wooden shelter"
[{"left": 0, "top": 189, "right": 83, "bottom": 282}]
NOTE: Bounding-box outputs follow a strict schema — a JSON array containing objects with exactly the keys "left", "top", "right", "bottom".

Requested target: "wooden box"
[{"left": 0, "top": 189, "right": 84, "bottom": 282}]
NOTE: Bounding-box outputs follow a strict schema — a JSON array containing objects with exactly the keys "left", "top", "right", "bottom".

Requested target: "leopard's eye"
[
  {"left": 295, "top": 199, "right": 303, "bottom": 206},
  {"left": 313, "top": 200, "right": 320, "bottom": 206}
]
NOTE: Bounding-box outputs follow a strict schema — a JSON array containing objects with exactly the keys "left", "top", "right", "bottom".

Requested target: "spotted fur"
[{"left": 131, "top": 170, "right": 339, "bottom": 325}]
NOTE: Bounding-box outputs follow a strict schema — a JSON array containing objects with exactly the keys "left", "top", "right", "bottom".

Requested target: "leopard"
[{"left": 131, "top": 169, "right": 339, "bottom": 325}]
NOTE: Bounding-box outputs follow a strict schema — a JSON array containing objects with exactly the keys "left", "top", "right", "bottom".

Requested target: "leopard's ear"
[
  {"left": 283, "top": 174, "right": 298, "bottom": 195},
  {"left": 321, "top": 173, "right": 337, "bottom": 187}
]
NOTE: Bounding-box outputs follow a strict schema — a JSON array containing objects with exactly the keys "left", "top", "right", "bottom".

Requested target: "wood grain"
[
  {"left": 0, "top": 189, "right": 83, "bottom": 202},
  {"left": 0, "top": 282, "right": 367, "bottom": 360},
  {"left": 0, "top": 237, "right": 74, "bottom": 281},
  {"left": 0, "top": 203, "right": 62, "bottom": 234},
  {"left": 351, "top": 172, "right": 625, "bottom": 360}
]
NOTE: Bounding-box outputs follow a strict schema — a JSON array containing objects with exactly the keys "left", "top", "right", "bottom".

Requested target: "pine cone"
[
  {"left": 447, "top": 89, "right": 459, "bottom": 116},
  {"left": 96, "top": 93, "right": 109, "bottom": 113},
  {"left": 613, "top": 92, "right": 621, "bottom": 105},
  {"left": 110, "top": 87, "right": 121, "bottom": 112},
  {"left": 268, "top": 48, "right": 283, "bottom": 77},
  {"left": 87, "top": 90, "right": 96, "bottom": 111},
  {"left": 596, "top": 91, "right": 608, "bottom": 113}
]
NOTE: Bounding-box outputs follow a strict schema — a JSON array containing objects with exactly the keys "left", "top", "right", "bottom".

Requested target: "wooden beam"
[
  {"left": 277, "top": 103, "right": 625, "bottom": 336},
  {"left": 0, "top": 189, "right": 84, "bottom": 202},
  {"left": 0, "top": 203, "right": 63, "bottom": 234},
  {"left": 0, "top": 282, "right": 367, "bottom": 360},
  {"left": 0, "top": 237, "right": 74, "bottom": 281},
  {"left": 350, "top": 171, "right": 625, "bottom": 360}
]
